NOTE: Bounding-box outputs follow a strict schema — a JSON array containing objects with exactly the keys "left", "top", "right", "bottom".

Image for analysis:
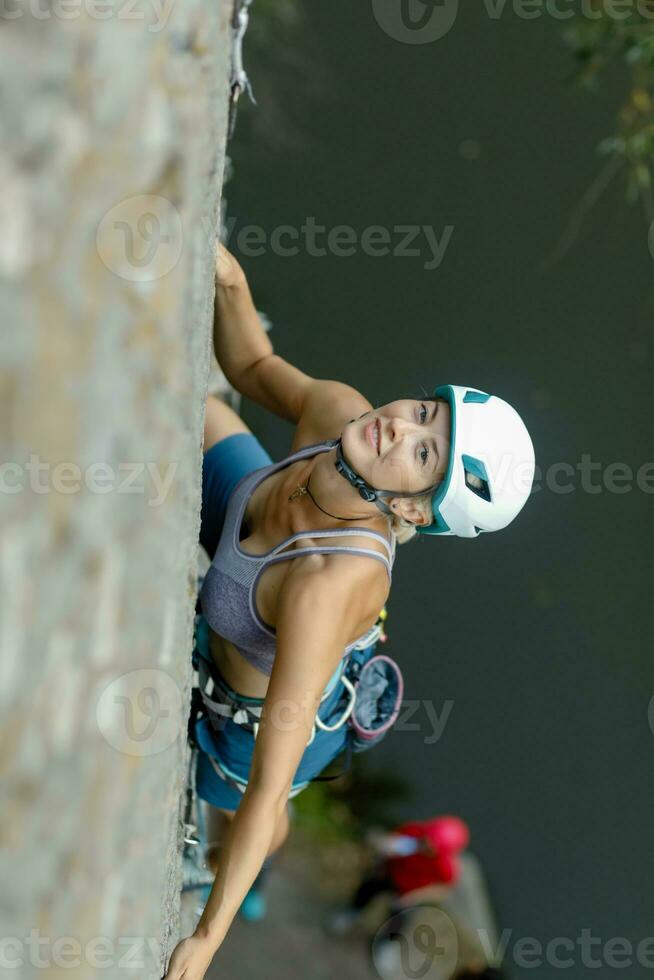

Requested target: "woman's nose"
[{"left": 390, "top": 416, "right": 414, "bottom": 441}]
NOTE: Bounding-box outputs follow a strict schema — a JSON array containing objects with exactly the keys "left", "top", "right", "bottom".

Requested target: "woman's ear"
[{"left": 388, "top": 496, "right": 430, "bottom": 527}]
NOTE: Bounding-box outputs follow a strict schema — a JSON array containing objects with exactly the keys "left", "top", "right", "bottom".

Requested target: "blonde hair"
[
  {"left": 387, "top": 502, "right": 433, "bottom": 545},
  {"left": 389, "top": 514, "right": 419, "bottom": 545}
]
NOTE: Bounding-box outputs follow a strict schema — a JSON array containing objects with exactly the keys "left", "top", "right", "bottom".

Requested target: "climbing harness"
[{"left": 189, "top": 589, "right": 403, "bottom": 800}]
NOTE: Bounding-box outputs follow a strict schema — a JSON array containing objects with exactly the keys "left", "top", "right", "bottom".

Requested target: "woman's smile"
[{"left": 365, "top": 418, "right": 380, "bottom": 454}]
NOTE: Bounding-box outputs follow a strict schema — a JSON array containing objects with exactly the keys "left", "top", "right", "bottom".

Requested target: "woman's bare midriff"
[
  {"left": 205, "top": 440, "right": 390, "bottom": 700},
  {"left": 208, "top": 627, "right": 272, "bottom": 699}
]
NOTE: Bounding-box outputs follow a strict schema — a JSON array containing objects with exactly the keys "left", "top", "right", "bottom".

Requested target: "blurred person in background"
[{"left": 325, "top": 815, "right": 470, "bottom": 936}]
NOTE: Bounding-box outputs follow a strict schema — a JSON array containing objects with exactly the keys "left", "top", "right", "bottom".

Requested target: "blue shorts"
[
  {"left": 200, "top": 432, "right": 272, "bottom": 561},
  {"left": 195, "top": 432, "right": 351, "bottom": 811}
]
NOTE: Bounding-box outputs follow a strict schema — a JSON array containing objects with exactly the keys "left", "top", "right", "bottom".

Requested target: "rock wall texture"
[{"left": 0, "top": 3, "right": 232, "bottom": 976}]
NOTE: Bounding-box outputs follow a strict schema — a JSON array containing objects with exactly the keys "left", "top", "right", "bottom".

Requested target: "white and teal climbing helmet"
[
  {"left": 333, "top": 384, "right": 535, "bottom": 538},
  {"left": 418, "top": 384, "right": 536, "bottom": 538}
]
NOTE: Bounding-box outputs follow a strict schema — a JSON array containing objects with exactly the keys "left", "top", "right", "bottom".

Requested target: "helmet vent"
[
  {"left": 465, "top": 472, "right": 491, "bottom": 501},
  {"left": 462, "top": 454, "right": 492, "bottom": 502},
  {"left": 463, "top": 390, "right": 490, "bottom": 404}
]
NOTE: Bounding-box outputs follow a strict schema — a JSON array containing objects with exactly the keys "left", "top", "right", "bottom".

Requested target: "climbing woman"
[{"left": 163, "top": 244, "right": 535, "bottom": 979}]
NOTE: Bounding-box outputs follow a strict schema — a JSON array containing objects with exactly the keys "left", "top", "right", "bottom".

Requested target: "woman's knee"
[
  {"left": 204, "top": 803, "right": 236, "bottom": 844},
  {"left": 203, "top": 394, "right": 251, "bottom": 455}
]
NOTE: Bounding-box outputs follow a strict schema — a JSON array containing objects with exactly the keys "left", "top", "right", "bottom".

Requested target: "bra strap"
[
  {"left": 262, "top": 545, "right": 393, "bottom": 583},
  {"left": 270, "top": 526, "right": 394, "bottom": 563}
]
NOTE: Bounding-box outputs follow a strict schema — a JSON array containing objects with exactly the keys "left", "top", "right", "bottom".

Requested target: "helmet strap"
[{"left": 333, "top": 435, "right": 435, "bottom": 520}]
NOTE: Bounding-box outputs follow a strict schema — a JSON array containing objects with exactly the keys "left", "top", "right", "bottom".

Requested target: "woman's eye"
[{"left": 418, "top": 405, "right": 429, "bottom": 465}]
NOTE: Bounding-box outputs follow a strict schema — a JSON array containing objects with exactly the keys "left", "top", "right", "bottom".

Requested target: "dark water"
[{"left": 226, "top": 3, "right": 653, "bottom": 976}]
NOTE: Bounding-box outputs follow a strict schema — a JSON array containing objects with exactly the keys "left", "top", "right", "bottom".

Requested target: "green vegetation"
[
  {"left": 292, "top": 756, "right": 414, "bottom": 845},
  {"left": 565, "top": 4, "right": 654, "bottom": 215}
]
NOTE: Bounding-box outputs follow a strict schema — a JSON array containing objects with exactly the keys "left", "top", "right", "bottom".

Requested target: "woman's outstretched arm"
[
  {"left": 212, "top": 244, "right": 368, "bottom": 427},
  {"left": 213, "top": 244, "right": 272, "bottom": 387},
  {"left": 213, "top": 244, "right": 311, "bottom": 422},
  {"left": 194, "top": 559, "right": 377, "bottom": 938},
  {"left": 163, "top": 556, "right": 385, "bottom": 979}
]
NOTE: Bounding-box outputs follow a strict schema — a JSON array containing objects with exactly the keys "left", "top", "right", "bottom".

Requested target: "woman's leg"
[
  {"left": 204, "top": 802, "right": 291, "bottom": 874},
  {"left": 199, "top": 395, "right": 272, "bottom": 560},
  {"left": 203, "top": 394, "right": 250, "bottom": 456},
  {"left": 199, "top": 799, "right": 287, "bottom": 922},
  {"left": 270, "top": 801, "right": 291, "bottom": 855},
  {"left": 204, "top": 804, "right": 231, "bottom": 873}
]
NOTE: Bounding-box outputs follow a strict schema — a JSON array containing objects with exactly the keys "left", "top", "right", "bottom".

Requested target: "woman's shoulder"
[
  {"left": 325, "top": 538, "right": 391, "bottom": 639},
  {"left": 282, "top": 525, "right": 394, "bottom": 579},
  {"left": 290, "top": 380, "right": 372, "bottom": 451},
  {"left": 280, "top": 526, "right": 392, "bottom": 635}
]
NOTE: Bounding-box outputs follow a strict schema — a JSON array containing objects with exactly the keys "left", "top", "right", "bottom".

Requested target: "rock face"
[{"left": 0, "top": 3, "right": 232, "bottom": 976}]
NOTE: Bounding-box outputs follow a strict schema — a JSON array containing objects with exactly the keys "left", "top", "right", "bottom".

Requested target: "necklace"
[{"left": 288, "top": 469, "right": 369, "bottom": 521}]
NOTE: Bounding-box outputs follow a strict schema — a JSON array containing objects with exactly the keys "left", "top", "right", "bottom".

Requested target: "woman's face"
[{"left": 342, "top": 397, "right": 451, "bottom": 504}]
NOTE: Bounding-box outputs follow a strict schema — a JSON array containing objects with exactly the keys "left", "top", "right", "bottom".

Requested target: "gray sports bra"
[{"left": 199, "top": 439, "right": 396, "bottom": 677}]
